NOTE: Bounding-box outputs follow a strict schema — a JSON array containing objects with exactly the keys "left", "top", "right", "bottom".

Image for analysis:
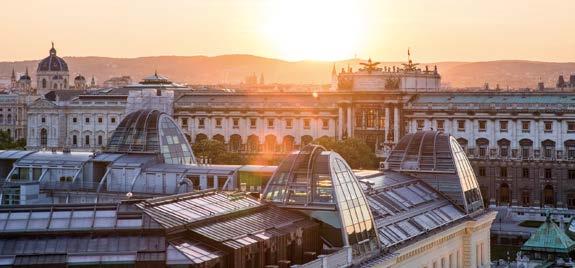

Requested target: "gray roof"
[{"left": 412, "top": 93, "right": 575, "bottom": 105}]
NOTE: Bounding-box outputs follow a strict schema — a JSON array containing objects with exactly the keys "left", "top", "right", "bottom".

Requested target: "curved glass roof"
[
  {"left": 384, "top": 131, "right": 484, "bottom": 214},
  {"left": 106, "top": 109, "right": 196, "bottom": 165},
  {"left": 262, "top": 145, "right": 380, "bottom": 260}
]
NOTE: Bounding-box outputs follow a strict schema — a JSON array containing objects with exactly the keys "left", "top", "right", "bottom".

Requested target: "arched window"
[
  {"left": 0, "top": 114, "right": 3, "bottom": 124},
  {"left": 98, "top": 135, "right": 103, "bottom": 146},
  {"left": 40, "top": 128, "right": 48, "bottom": 146},
  {"left": 519, "top": 139, "right": 533, "bottom": 159},
  {"left": 213, "top": 134, "right": 225, "bottom": 144},
  {"left": 456, "top": 137, "right": 468, "bottom": 153},
  {"left": 72, "top": 135, "right": 77, "bottom": 146},
  {"left": 566, "top": 140, "right": 575, "bottom": 159},
  {"left": 476, "top": 138, "right": 489, "bottom": 157},
  {"left": 499, "top": 183, "right": 510, "bottom": 206},
  {"left": 301, "top": 135, "right": 313, "bottom": 147},
  {"left": 247, "top": 135, "right": 259, "bottom": 152},
  {"left": 541, "top": 139, "right": 556, "bottom": 159},
  {"left": 264, "top": 135, "right": 277, "bottom": 152},
  {"left": 497, "top": 139, "right": 510, "bottom": 157},
  {"left": 282, "top": 135, "right": 295, "bottom": 152},
  {"left": 85, "top": 135, "right": 90, "bottom": 146},
  {"left": 42, "top": 79, "right": 47, "bottom": 88},
  {"left": 195, "top": 133, "right": 207, "bottom": 143},
  {"left": 229, "top": 134, "right": 242, "bottom": 152}
]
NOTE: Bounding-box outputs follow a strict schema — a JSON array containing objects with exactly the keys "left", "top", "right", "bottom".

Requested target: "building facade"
[{"left": 404, "top": 93, "right": 575, "bottom": 209}]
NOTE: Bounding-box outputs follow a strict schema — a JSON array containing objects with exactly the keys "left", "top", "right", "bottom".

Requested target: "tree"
[
  {"left": 0, "top": 131, "right": 25, "bottom": 150},
  {"left": 314, "top": 137, "right": 378, "bottom": 169},
  {"left": 192, "top": 139, "right": 248, "bottom": 165}
]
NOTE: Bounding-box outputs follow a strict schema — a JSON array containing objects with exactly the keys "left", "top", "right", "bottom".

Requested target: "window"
[
  {"left": 500, "top": 147, "right": 509, "bottom": 157},
  {"left": 569, "top": 170, "right": 575, "bottom": 180},
  {"left": 41, "top": 117, "right": 46, "bottom": 123},
  {"left": 72, "top": 117, "right": 77, "bottom": 123},
  {"left": 478, "top": 167, "right": 486, "bottom": 177},
  {"left": 457, "top": 120, "right": 465, "bottom": 131},
  {"left": 500, "top": 121, "right": 508, "bottom": 132},
  {"left": 478, "top": 120, "right": 487, "bottom": 132},
  {"left": 215, "top": 118, "right": 222, "bottom": 128},
  {"left": 85, "top": 117, "right": 90, "bottom": 124},
  {"left": 568, "top": 121, "right": 575, "bottom": 133},
  {"left": 97, "top": 135, "right": 103, "bottom": 146},
  {"left": 544, "top": 121, "right": 553, "bottom": 132},
  {"left": 523, "top": 168, "right": 529, "bottom": 178},
  {"left": 85, "top": 135, "right": 90, "bottom": 146},
  {"left": 436, "top": 120, "right": 444, "bottom": 131},
  {"left": 416, "top": 120, "right": 424, "bottom": 130},
  {"left": 72, "top": 135, "right": 77, "bottom": 146},
  {"left": 303, "top": 119, "right": 311, "bottom": 129},
  {"left": 181, "top": 118, "right": 188, "bottom": 128},
  {"left": 232, "top": 118, "right": 239, "bottom": 128},
  {"left": 322, "top": 119, "right": 329, "bottom": 129},
  {"left": 250, "top": 118, "right": 257, "bottom": 128},
  {"left": 522, "top": 121, "right": 530, "bottom": 133},
  {"left": 111, "top": 117, "right": 116, "bottom": 124},
  {"left": 544, "top": 168, "right": 552, "bottom": 179},
  {"left": 98, "top": 117, "right": 103, "bottom": 124},
  {"left": 500, "top": 167, "right": 507, "bottom": 177},
  {"left": 198, "top": 118, "right": 205, "bottom": 128},
  {"left": 267, "top": 118, "right": 274, "bottom": 128},
  {"left": 285, "top": 119, "right": 293, "bottom": 129}
]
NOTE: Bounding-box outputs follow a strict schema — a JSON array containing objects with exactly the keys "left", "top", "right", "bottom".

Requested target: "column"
[
  {"left": 338, "top": 106, "right": 343, "bottom": 140},
  {"left": 384, "top": 107, "right": 390, "bottom": 141},
  {"left": 394, "top": 106, "right": 400, "bottom": 143},
  {"left": 346, "top": 105, "right": 352, "bottom": 138}
]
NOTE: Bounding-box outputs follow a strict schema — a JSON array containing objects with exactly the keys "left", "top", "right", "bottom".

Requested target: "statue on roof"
[
  {"left": 402, "top": 48, "right": 419, "bottom": 72},
  {"left": 359, "top": 58, "right": 382, "bottom": 74}
]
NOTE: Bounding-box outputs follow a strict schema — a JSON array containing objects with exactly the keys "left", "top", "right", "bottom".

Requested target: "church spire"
[
  {"left": 11, "top": 68, "right": 15, "bottom": 80},
  {"left": 331, "top": 63, "right": 336, "bottom": 76}
]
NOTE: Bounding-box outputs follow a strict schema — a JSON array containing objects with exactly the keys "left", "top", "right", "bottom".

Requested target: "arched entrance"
[
  {"left": 499, "top": 183, "right": 510, "bottom": 206},
  {"left": 40, "top": 128, "right": 48, "bottom": 146},
  {"left": 543, "top": 184, "right": 555, "bottom": 206}
]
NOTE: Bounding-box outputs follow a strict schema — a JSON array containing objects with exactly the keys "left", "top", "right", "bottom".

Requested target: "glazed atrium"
[{"left": 0, "top": 111, "right": 495, "bottom": 267}]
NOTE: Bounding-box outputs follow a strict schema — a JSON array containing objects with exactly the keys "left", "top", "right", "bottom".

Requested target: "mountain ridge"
[{"left": 2, "top": 54, "right": 574, "bottom": 88}]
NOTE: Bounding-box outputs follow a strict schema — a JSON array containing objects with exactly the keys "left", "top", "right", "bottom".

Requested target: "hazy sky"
[{"left": 1, "top": 0, "right": 574, "bottom": 62}]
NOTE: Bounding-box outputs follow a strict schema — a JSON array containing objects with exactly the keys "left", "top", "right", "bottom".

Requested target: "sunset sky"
[{"left": 1, "top": 0, "right": 574, "bottom": 62}]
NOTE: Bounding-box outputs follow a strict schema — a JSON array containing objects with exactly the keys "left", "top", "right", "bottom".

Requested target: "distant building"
[
  {"left": 36, "top": 43, "right": 69, "bottom": 94},
  {"left": 103, "top": 75, "right": 132, "bottom": 88}
]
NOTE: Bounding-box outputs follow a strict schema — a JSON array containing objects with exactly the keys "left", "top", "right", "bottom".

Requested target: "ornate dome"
[
  {"left": 74, "top": 74, "right": 86, "bottom": 81},
  {"left": 37, "top": 43, "right": 68, "bottom": 72},
  {"left": 105, "top": 109, "right": 196, "bottom": 165}
]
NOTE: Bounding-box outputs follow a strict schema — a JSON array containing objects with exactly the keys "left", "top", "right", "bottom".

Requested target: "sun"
[{"left": 260, "top": 0, "right": 366, "bottom": 61}]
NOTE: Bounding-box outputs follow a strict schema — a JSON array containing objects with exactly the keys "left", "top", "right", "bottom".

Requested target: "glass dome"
[
  {"left": 105, "top": 109, "right": 196, "bottom": 165},
  {"left": 263, "top": 145, "right": 380, "bottom": 259},
  {"left": 384, "top": 131, "right": 484, "bottom": 214}
]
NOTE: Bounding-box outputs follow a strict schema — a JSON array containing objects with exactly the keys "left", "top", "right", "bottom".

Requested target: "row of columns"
[{"left": 336, "top": 103, "right": 400, "bottom": 143}]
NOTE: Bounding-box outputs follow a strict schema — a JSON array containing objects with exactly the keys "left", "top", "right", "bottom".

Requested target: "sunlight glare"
[{"left": 261, "top": 0, "right": 366, "bottom": 61}]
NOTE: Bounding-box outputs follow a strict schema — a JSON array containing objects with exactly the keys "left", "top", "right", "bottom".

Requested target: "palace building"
[{"left": 0, "top": 116, "right": 496, "bottom": 267}]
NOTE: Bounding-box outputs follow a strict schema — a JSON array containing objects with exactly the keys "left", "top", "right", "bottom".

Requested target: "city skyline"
[{"left": 1, "top": 0, "right": 575, "bottom": 62}]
